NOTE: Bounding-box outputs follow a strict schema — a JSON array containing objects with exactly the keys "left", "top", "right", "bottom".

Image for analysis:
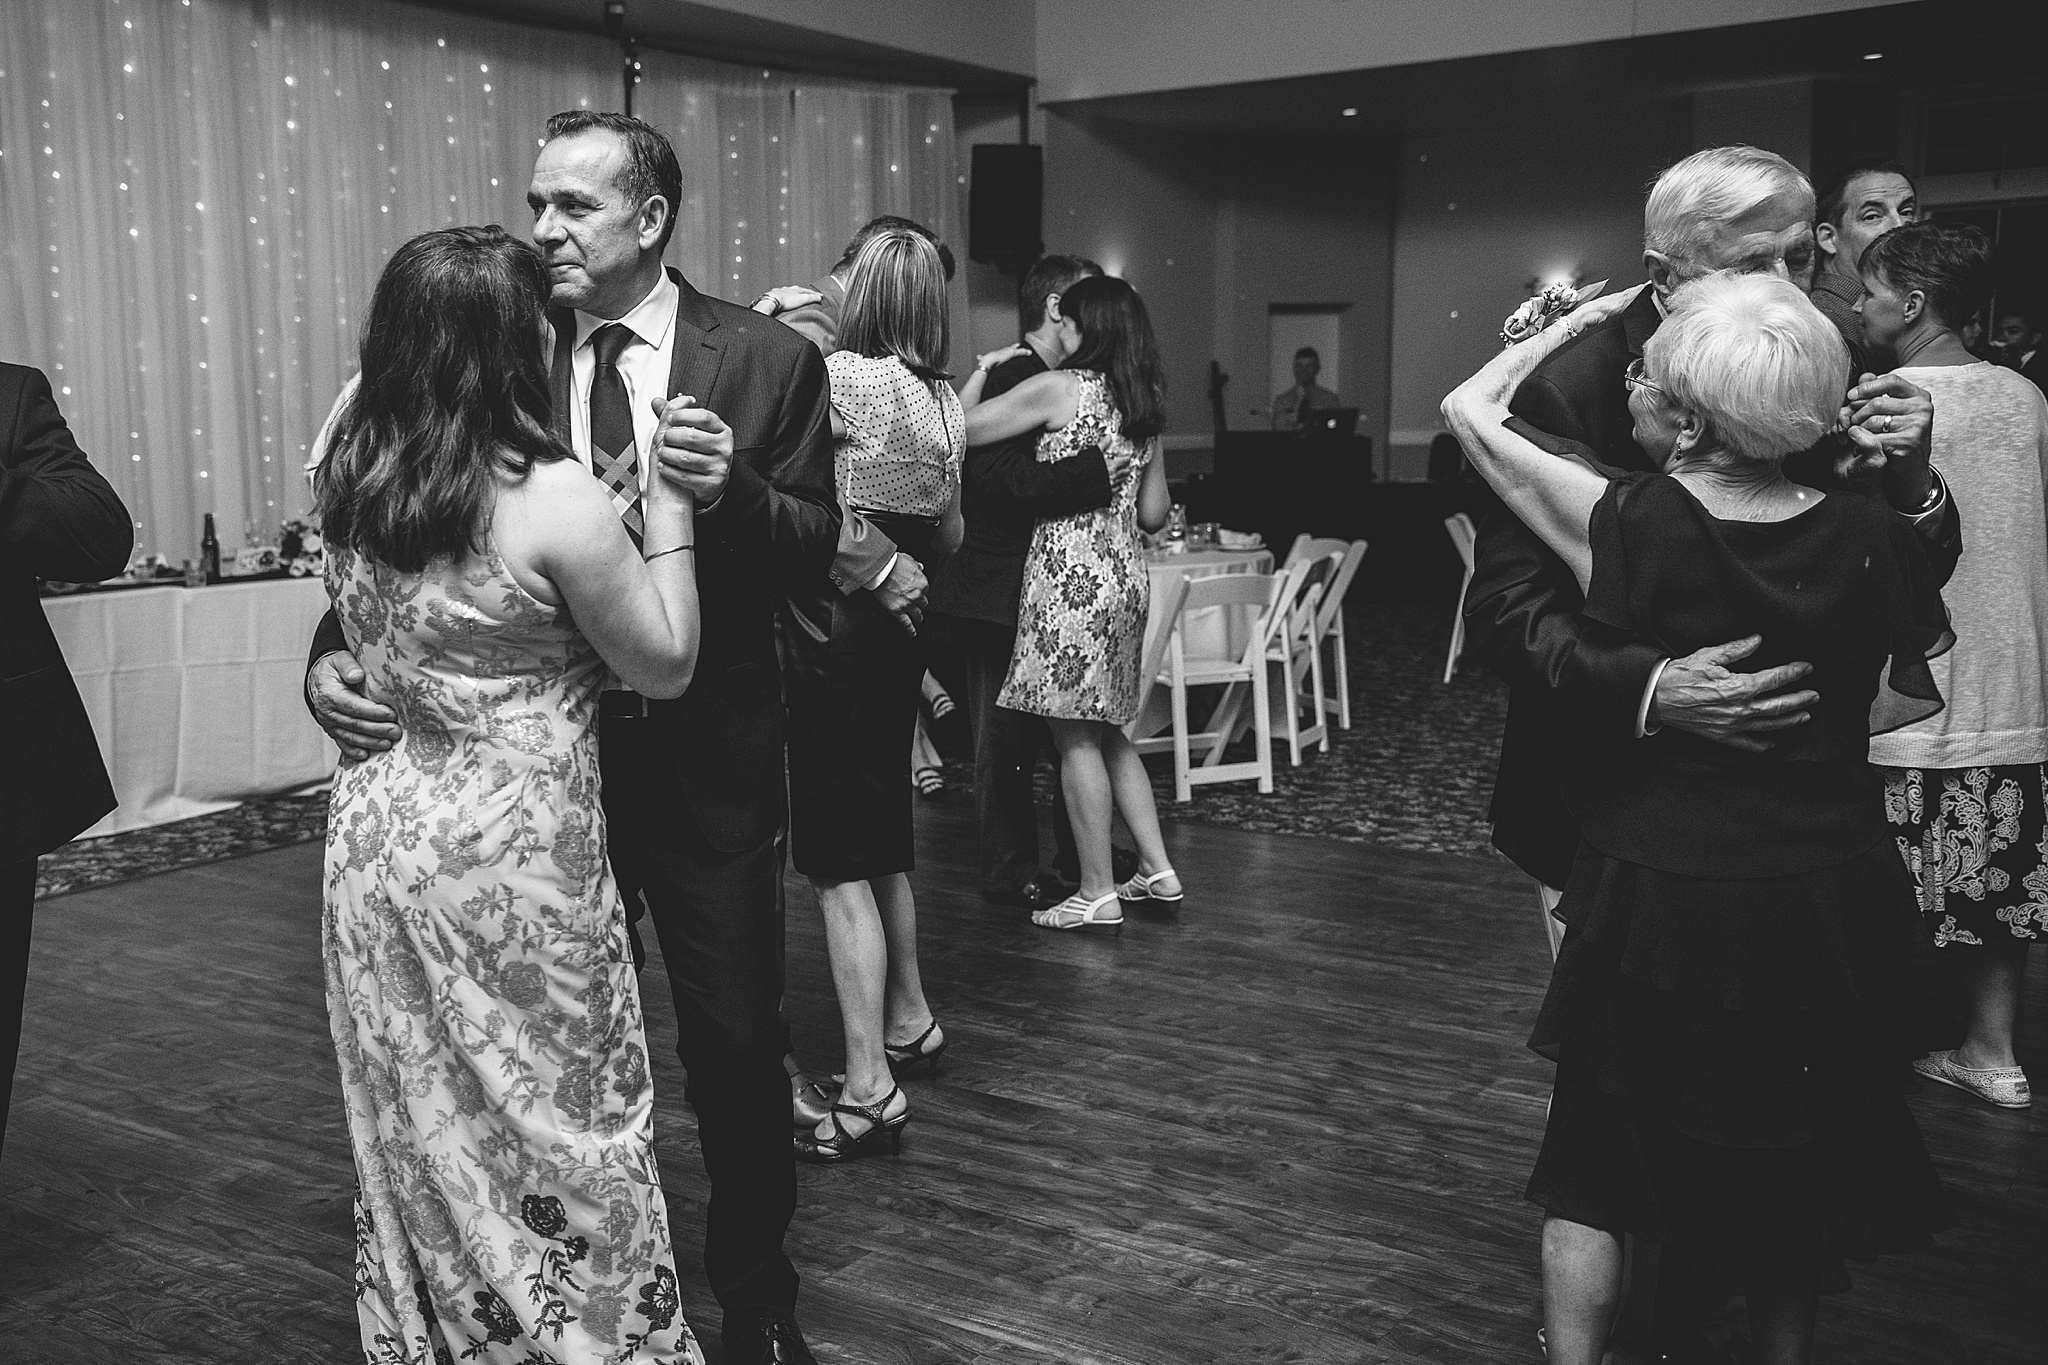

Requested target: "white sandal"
[
  {"left": 1031, "top": 888, "right": 1124, "bottom": 931},
  {"left": 1116, "top": 867, "right": 1183, "bottom": 907}
]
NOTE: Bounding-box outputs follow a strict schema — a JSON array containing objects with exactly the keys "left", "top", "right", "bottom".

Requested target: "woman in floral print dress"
[
  {"left": 961, "top": 274, "right": 1179, "bottom": 932},
  {"left": 314, "top": 227, "right": 703, "bottom": 1364}
]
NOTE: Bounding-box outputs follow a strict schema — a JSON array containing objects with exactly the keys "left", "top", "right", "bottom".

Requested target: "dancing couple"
[
  {"left": 305, "top": 112, "right": 839, "bottom": 1365},
  {"left": 1452, "top": 145, "right": 1965, "bottom": 1365}
]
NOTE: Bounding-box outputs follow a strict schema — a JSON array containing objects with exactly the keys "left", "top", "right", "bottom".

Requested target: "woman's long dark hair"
[
  {"left": 1059, "top": 274, "right": 1165, "bottom": 441},
  {"left": 315, "top": 225, "right": 569, "bottom": 572}
]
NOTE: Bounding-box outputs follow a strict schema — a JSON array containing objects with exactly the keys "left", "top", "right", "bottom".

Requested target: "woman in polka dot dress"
[{"left": 784, "top": 228, "right": 963, "bottom": 1162}]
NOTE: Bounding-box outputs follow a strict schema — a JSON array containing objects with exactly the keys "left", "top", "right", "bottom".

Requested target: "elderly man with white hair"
[
  {"left": 1469, "top": 144, "right": 1959, "bottom": 930},
  {"left": 1446, "top": 269, "right": 1956, "bottom": 1365}
]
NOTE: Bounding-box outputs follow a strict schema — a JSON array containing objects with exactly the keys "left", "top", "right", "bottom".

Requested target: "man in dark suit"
[
  {"left": 1467, "top": 143, "right": 1959, "bottom": 1363},
  {"left": 305, "top": 112, "right": 833, "bottom": 1365},
  {"left": 1996, "top": 308, "right": 2047, "bottom": 392},
  {"left": 925, "top": 255, "right": 1130, "bottom": 909},
  {"left": 1473, "top": 144, "right": 1956, "bottom": 899},
  {"left": 0, "top": 364, "right": 133, "bottom": 1156}
]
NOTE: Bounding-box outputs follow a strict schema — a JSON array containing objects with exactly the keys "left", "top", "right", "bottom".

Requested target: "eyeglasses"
[{"left": 1623, "top": 357, "right": 1663, "bottom": 396}]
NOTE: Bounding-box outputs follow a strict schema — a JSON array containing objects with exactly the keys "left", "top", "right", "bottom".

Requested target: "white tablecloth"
[
  {"left": 45, "top": 577, "right": 340, "bottom": 837},
  {"left": 1131, "top": 546, "right": 1274, "bottom": 739}
]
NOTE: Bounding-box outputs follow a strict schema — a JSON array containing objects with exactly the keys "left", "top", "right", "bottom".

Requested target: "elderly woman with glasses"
[{"left": 1443, "top": 271, "right": 1956, "bottom": 1365}]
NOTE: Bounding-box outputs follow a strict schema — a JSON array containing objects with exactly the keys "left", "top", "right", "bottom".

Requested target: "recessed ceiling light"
[
  {"left": 1342, "top": 106, "right": 1359, "bottom": 117},
  {"left": 1863, "top": 51, "right": 1883, "bottom": 59}
]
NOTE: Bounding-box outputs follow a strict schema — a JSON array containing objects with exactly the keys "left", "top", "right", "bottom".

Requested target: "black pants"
[
  {"left": 1, "top": 859, "right": 35, "bottom": 1161},
  {"left": 948, "top": 616, "right": 1080, "bottom": 891},
  {"left": 597, "top": 718, "right": 797, "bottom": 1319}
]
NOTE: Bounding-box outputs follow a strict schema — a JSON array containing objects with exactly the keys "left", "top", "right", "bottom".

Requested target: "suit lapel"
[
  {"left": 667, "top": 267, "right": 728, "bottom": 409},
  {"left": 1622, "top": 286, "right": 1662, "bottom": 358}
]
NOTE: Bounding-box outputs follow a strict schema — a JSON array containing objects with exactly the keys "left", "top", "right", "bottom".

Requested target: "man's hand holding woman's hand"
[
  {"left": 651, "top": 394, "right": 734, "bottom": 507},
  {"left": 1836, "top": 373, "right": 1935, "bottom": 511}
]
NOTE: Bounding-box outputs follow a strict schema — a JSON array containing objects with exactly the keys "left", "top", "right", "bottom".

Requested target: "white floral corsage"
[{"left": 1500, "top": 279, "right": 1608, "bottom": 347}]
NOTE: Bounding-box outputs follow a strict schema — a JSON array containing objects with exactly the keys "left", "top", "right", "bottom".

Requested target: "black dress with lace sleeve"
[
  {"left": 1526, "top": 471, "right": 1956, "bottom": 1284},
  {"left": 1564, "top": 471, "right": 1952, "bottom": 879}
]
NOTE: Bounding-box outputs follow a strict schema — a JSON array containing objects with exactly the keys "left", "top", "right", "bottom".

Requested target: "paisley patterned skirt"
[{"left": 1883, "top": 763, "right": 2048, "bottom": 946}]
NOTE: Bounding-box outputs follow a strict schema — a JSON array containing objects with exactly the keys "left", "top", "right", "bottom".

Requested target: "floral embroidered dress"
[
  {"left": 324, "top": 543, "right": 699, "bottom": 1365},
  {"left": 999, "top": 369, "right": 1151, "bottom": 724}
]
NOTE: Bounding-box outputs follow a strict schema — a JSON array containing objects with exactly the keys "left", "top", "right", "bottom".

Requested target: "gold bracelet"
[{"left": 643, "top": 544, "right": 695, "bottom": 561}]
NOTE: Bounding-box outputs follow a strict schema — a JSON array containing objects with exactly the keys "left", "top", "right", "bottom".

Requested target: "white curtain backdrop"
[
  {"left": 1, "top": 0, "right": 958, "bottom": 563},
  {"left": 635, "top": 57, "right": 961, "bottom": 340}
]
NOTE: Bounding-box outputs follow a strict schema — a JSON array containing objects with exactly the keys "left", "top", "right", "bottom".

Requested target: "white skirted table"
[
  {"left": 1129, "top": 546, "right": 1274, "bottom": 740},
  {"left": 44, "top": 577, "right": 340, "bottom": 838}
]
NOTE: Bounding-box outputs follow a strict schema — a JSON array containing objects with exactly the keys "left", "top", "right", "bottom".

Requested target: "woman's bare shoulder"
[{"left": 497, "top": 454, "right": 616, "bottom": 530}]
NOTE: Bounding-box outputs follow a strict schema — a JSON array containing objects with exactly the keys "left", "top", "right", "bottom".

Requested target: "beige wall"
[
  {"left": 1040, "top": 110, "right": 1220, "bottom": 446},
  {"left": 1382, "top": 102, "right": 1693, "bottom": 478},
  {"left": 1032, "top": 0, "right": 1883, "bottom": 103},
  {"left": 1212, "top": 132, "right": 1397, "bottom": 464}
]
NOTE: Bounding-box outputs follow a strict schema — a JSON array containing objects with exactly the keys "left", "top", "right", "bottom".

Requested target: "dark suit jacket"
[
  {"left": 309, "top": 267, "right": 839, "bottom": 853},
  {"left": 2016, "top": 348, "right": 2048, "bottom": 395},
  {"left": 776, "top": 273, "right": 844, "bottom": 357},
  {"left": 1467, "top": 286, "right": 1963, "bottom": 888},
  {"left": 0, "top": 365, "right": 134, "bottom": 866},
  {"left": 927, "top": 350, "right": 1112, "bottom": 627}
]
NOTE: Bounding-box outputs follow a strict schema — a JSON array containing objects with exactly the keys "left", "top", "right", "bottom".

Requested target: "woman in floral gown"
[
  {"left": 960, "top": 274, "right": 1177, "bottom": 932},
  {"left": 314, "top": 226, "right": 703, "bottom": 1364}
]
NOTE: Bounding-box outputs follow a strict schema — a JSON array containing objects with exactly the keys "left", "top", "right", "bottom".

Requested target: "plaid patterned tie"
[{"left": 588, "top": 322, "right": 644, "bottom": 544}]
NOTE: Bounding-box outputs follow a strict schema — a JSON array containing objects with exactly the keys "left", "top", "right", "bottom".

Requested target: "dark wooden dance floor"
[{"left": 3, "top": 797, "right": 2042, "bottom": 1363}]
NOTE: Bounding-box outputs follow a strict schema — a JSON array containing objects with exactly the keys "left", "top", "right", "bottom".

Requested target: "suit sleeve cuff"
[
  {"left": 1907, "top": 464, "right": 1948, "bottom": 527},
  {"left": 864, "top": 551, "right": 899, "bottom": 592},
  {"left": 1636, "top": 657, "right": 1670, "bottom": 738}
]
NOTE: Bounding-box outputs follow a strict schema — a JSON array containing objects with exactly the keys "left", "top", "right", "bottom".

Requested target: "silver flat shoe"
[{"left": 1913, "top": 1050, "right": 2031, "bottom": 1109}]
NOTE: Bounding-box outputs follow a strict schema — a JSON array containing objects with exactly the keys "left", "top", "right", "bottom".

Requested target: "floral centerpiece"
[{"left": 279, "top": 515, "right": 325, "bottom": 577}]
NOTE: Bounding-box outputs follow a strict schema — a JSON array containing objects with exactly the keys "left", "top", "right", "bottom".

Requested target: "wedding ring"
[{"left": 1880, "top": 414, "right": 1893, "bottom": 433}]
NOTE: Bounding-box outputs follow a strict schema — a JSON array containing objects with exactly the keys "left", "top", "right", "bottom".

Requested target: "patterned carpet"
[{"left": 35, "top": 602, "right": 1509, "bottom": 901}]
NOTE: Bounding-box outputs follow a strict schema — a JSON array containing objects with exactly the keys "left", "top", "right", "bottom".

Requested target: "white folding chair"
[
  {"left": 1286, "top": 535, "right": 1367, "bottom": 729},
  {"left": 1443, "top": 513, "right": 1477, "bottom": 683},
  {"left": 1266, "top": 553, "right": 1334, "bottom": 764},
  {"left": 1149, "top": 568, "right": 1296, "bottom": 800}
]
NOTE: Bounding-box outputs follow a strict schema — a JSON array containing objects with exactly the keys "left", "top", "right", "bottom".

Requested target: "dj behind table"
[{"left": 1182, "top": 425, "right": 1470, "bottom": 604}]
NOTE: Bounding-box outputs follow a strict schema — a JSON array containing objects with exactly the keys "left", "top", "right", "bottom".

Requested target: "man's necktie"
[
  {"left": 588, "top": 322, "right": 644, "bottom": 544},
  {"left": 1295, "top": 389, "right": 1311, "bottom": 429}
]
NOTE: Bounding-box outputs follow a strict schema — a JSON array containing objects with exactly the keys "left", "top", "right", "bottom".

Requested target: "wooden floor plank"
[{"left": 3, "top": 798, "right": 2042, "bottom": 1363}]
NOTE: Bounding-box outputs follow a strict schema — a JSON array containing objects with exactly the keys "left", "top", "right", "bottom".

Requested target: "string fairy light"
[{"left": 5, "top": 0, "right": 957, "bottom": 556}]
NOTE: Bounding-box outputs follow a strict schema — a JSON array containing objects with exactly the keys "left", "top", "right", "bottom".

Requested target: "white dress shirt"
[{"left": 566, "top": 269, "right": 680, "bottom": 484}]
